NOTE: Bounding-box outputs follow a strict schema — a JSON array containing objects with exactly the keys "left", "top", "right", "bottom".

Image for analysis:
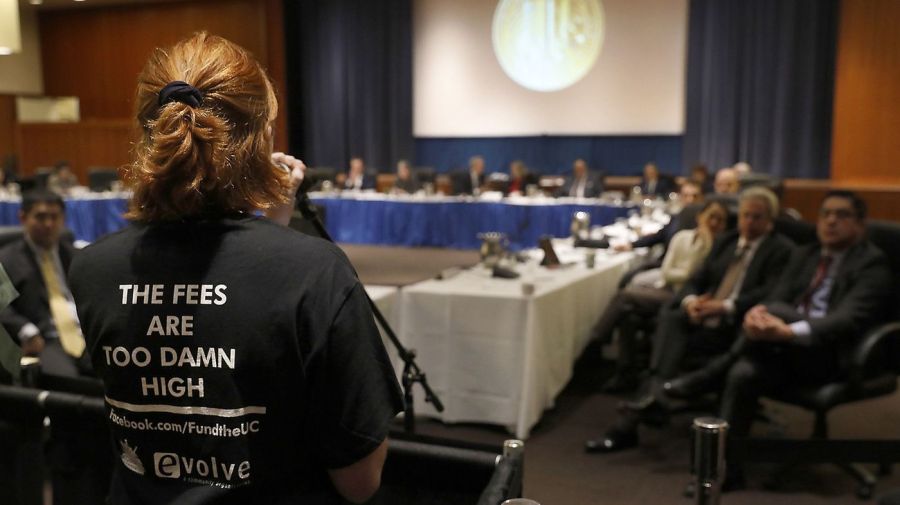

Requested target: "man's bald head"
[{"left": 714, "top": 167, "right": 739, "bottom": 194}]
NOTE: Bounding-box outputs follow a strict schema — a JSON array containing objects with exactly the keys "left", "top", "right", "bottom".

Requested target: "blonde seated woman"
[{"left": 593, "top": 200, "right": 729, "bottom": 391}]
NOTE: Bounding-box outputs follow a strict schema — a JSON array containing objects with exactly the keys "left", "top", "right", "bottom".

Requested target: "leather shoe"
[{"left": 584, "top": 428, "right": 638, "bottom": 453}]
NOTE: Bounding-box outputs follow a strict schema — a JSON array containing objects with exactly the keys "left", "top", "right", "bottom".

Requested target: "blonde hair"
[{"left": 125, "top": 32, "right": 288, "bottom": 222}]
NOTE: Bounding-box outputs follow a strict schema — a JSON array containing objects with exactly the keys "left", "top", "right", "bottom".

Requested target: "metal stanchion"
[{"left": 692, "top": 417, "right": 729, "bottom": 505}]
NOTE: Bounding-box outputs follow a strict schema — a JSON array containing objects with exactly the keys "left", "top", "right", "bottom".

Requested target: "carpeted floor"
[
  {"left": 339, "top": 244, "right": 481, "bottom": 286},
  {"left": 349, "top": 243, "right": 900, "bottom": 505},
  {"left": 396, "top": 340, "right": 900, "bottom": 505}
]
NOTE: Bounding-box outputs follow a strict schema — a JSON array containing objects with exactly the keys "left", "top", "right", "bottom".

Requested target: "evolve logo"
[{"left": 153, "top": 452, "right": 250, "bottom": 482}]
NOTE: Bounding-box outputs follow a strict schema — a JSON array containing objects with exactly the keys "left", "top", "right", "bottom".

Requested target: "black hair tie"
[{"left": 158, "top": 81, "right": 203, "bottom": 108}]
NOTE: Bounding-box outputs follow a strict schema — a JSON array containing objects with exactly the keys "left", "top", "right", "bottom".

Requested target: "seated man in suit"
[
  {"left": 638, "top": 162, "right": 674, "bottom": 198},
  {"left": 717, "top": 190, "right": 891, "bottom": 487},
  {"left": 585, "top": 187, "right": 793, "bottom": 453},
  {"left": 558, "top": 158, "right": 603, "bottom": 198},
  {"left": 613, "top": 181, "right": 705, "bottom": 252},
  {"left": 341, "top": 156, "right": 376, "bottom": 191},
  {"left": 453, "top": 155, "right": 487, "bottom": 195},
  {"left": 0, "top": 190, "right": 88, "bottom": 376},
  {"left": 714, "top": 167, "right": 740, "bottom": 195},
  {"left": 390, "top": 159, "right": 420, "bottom": 194},
  {"left": 0, "top": 190, "right": 106, "bottom": 505}
]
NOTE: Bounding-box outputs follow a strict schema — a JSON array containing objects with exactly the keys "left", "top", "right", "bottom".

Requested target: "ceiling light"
[
  {"left": 0, "top": 0, "right": 22, "bottom": 56},
  {"left": 29, "top": 0, "right": 43, "bottom": 5}
]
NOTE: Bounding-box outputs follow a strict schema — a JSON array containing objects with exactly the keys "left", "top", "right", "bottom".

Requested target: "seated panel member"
[
  {"left": 638, "top": 162, "right": 674, "bottom": 198},
  {"left": 585, "top": 187, "right": 793, "bottom": 453},
  {"left": 558, "top": 158, "right": 603, "bottom": 198},
  {"left": 390, "top": 159, "right": 420, "bottom": 194},
  {"left": 505, "top": 160, "right": 537, "bottom": 196},
  {"left": 453, "top": 155, "right": 486, "bottom": 195},
  {"left": 343, "top": 156, "right": 376, "bottom": 191},
  {"left": 594, "top": 199, "right": 728, "bottom": 392},
  {"left": 717, "top": 190, "right": 892, "bottom": 487}
]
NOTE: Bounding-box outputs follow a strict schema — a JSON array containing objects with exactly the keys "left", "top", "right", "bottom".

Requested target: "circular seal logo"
[{"left": 492, "top": 0, "right": 605, "bottom": 92}]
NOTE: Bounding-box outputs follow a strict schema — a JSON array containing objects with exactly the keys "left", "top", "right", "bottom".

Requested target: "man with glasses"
[{"left": 716, "top": 190, "right": 892, "bottom": 488}]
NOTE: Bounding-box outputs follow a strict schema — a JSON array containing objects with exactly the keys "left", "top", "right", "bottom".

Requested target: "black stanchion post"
[{"left": 692, "top": 417, "right": 728, "bottom": 505}]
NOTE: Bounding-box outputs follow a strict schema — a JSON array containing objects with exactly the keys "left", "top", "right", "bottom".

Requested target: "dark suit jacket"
[
  {"left": 764, "top": 240, "right": 891, "bottom": 349},
  {"left": 640, "top": 175, "right": 675, "bottom": 197},
  {"left": 558, "top": 173, "right": 604, "bottom": 198},
  {"left": 0, "top": 239, "right": 76, "bottom": 341},
  {"left": 343, "top": 173, "right": 376, "bottom": 191},
  {"left": 452, "top": 170, "right": 485, "bottom": 195},
  {"left": 671, "top": 230, "right": 794, "bottom": 321}
]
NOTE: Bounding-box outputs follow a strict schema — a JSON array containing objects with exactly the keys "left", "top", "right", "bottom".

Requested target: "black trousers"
[
  {"left": 649, "top": 307, "right": 739, "bottom": 381},
  {"left": 720, "top": 343, "right": 841, "bottom": 440}
]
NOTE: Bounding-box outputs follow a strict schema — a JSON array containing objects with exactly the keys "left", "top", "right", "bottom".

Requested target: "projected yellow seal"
[{"left": 492, "top": 0, "right": 605, "bottom": 92}]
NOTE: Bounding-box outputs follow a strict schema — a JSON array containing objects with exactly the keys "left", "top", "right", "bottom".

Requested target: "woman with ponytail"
[{"left": 68, "top": 33, "right": 402, "bottom": 505}]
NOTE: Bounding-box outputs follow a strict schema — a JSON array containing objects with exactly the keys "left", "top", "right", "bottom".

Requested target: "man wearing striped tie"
[{"left": 0, "top": 190, "right": 89, "bottom": 377}]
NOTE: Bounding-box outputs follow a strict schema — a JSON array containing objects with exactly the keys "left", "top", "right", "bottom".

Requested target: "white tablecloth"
[{"left": 396, "top": 251, "right": 637, "bottom": 438}]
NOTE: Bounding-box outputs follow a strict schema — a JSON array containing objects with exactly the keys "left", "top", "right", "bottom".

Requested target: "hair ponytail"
[{"left": 125, "top": 32, "right": 287, "bottom": 222}]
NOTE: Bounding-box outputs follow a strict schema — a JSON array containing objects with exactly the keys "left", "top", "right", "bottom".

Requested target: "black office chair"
[
  {"left": 87, "top": 167, "right": 119, "bottom": 191},
  {"left": 763, "top": 220, "right": 900, "bottom": 499}
]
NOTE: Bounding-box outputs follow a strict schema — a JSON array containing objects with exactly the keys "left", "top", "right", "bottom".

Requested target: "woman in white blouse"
[{"left": 594, "top": 199, "right": 729, "bottom": 391}]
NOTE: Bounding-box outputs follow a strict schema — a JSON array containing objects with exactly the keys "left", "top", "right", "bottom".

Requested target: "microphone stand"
[{"left": 293, "top": 191, "right": 444, "bottom": 433}]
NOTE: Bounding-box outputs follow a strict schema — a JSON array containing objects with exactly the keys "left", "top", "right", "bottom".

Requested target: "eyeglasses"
[{"left": 819, "top": 208, "right": 856, "bottom": 220}]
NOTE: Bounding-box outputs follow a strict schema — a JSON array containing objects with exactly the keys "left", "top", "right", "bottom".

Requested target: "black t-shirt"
[{"left": 69, "top": 216, "right": 403, "bottom": 505}]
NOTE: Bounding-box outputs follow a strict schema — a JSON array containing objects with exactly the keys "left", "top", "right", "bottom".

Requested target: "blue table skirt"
[
  {"left": 311, "top": 197, "right": 632, "bottom": 250},
  {"left": 0, "top": 198, "right": 129, "bottom": 243}
]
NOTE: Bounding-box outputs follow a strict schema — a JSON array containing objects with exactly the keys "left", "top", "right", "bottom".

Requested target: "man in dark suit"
[
  {"left": 0, "top": 190, "right": 88, "bottom": 376},
  {"left": 717, "top": 190, "right": 891, "bottom": 485},
  {"left": 341, "top": 156, "right": 376, "bottom": 191},
  {"left": 585, "top": 187, "right": 793, "bottom": 453},
  {"left": 558, "top": 158, "right": 603, "bottom": 198},
  {"left": 0, "top": 190, "right": 106, "bottom": 505},
  {"left": 638, "top": 162, "right": 674, "bottom": 198},
  {"left": 452, "top": 155, "right": 486, "bottom": 195}
]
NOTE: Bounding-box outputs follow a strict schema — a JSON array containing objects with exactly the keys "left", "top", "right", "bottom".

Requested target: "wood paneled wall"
[
  {"left": 14, "top": 0, "right": 287, "bottom": 181},
  {"left": 17, "top": 120, "right": 134, "bottom": 182},
  {"left": 831, "top": 0, "right": 900, "bottom": 185},
  {"left": 0, "top": 96, "right": 16, "bottom": 160},
  {"left": 39, "top": 0, "right": 269, "bottom": 119}
]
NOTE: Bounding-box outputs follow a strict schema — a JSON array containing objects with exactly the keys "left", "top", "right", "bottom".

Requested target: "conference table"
[
  {"left": 3, "top": 192, "right": 636, "bottom": 250},
  {"left": 396, "top": 244, "right": 639, "bottom": 439},
  {"left": 310, "top": 192, "right": 634, "bottom": 250}
]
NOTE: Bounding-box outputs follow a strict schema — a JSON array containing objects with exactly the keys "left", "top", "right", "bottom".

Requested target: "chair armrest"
[{"left": 848, "top": 321, "right": 900, "bottom": 390}]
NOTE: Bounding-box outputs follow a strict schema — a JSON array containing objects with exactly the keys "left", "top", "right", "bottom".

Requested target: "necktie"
[
  {"left": 713, "top": 244, "right": 748, "bottom": 300},
  {"left": 38, "top": 250, "right": 85, "bottom": 357},
  {"left": 799, "top": 254, "right": 833, "bottom": 314}
]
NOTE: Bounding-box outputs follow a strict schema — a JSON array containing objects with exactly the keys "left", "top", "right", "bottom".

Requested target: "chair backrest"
[
  {"left": 303, "top": 167, "right": 336, "bottom": 191},
  {"left": 0, "top": 226, "right": 23, "bottom": 249},
  {"left": 414, "top": 167, "right": 436, "bottom": 184},
  {"left": 87, "top": 168, "right": 119, "bottom": 191},
  {"left": 774, "top": 214, "right": 818, "bottom": 246},
  {"left": 865, "top": 220, "right": 900, "bottom": 372},
  {"left": 866, "top": 220, "right": 900, "bottom": 310}
]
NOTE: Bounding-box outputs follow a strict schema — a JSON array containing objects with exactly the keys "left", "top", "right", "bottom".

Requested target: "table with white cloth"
[
  {"left": 396, "top": 246, "right": 639, "bottom": 439},
  {"left": 309, "top": 192, "right": 633, "bottom": 250},
  {"left": 364, "top": 285, "right": 402, "bottom": 367}
]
